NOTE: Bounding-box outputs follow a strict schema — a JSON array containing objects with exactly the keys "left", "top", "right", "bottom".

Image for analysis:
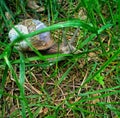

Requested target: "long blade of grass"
[
  {"left": 0, "top": 20, "right": 113, "bottom": 61},
  {"left": 19, "top": 52, "right": 33, "bottom": 118},
  {"left": 4, "top": 56, "right": 20, "bottom": 87},
  {"left": 0, "top": 65, "right": 9, "bottom": 98},
  {"left": 10, "top": 19, "right": 96, "bottom": 46},
  {"left": 56, "top": 62, "right": 76, "bottom": 86},
  {"left": 19, "top": 51, "right": 26, "bottom": 117}
]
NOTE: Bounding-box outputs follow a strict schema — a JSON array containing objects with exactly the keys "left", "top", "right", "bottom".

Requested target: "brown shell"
[{"left": 19, "top": 19, "right": 54, "bottom": 51}]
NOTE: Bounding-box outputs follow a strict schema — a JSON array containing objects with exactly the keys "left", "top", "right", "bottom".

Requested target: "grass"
[{"left": 0, "top": 0, "right": 120, "bottom": 117}]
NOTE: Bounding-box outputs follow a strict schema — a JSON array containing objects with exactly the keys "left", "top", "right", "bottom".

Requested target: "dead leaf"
[{"left": 27, "top": 0, "right": 45, "bottom": 12}]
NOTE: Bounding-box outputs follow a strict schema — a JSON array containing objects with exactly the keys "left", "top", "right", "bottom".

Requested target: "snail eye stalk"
[{"left": 62, "top": 28, "right": 80, "bottom": 54}]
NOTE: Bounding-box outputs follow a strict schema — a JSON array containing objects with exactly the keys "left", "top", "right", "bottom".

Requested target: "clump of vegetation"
[{"left": 0, "top": 0, "right": 120, "bottom": 117}]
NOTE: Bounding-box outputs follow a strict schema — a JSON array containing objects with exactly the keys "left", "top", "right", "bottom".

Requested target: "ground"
[{"left": 0, "top": 0, "right": 120, "bottom": 117}]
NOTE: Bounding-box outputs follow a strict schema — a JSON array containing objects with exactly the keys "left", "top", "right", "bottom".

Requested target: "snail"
[{"left": 8, "top": 19, "right": 78, "bottom": 54}]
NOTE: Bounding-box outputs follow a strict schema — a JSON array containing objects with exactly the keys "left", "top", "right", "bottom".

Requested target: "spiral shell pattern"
[{"left": 9, "top": 19, "right": 54, "bottom": 51}]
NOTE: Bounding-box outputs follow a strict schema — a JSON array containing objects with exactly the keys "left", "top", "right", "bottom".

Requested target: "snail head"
[
  {"left": 47, "top": 28, "right": 80, "bottom": 54},
  {"left": 61, "top": 28, "right": 80, "bottom": 54}
]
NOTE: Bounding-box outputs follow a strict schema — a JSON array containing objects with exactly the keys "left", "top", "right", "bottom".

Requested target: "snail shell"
[{"left": 8, "top": 19, "right": 54, "bottom": 51}]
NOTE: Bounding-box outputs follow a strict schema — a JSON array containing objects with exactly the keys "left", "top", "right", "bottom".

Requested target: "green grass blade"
[
  {"left": 56, "top": 62, "right": 76, "bottom": 86},
  {"left": 19, "top": 52, "right": 33, "bottom": 118}
]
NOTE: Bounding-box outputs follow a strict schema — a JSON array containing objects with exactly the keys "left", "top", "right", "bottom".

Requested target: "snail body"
[
  {"left": 9, "top": 19, "right": 78, "bottom": 54},
  {"left": 9, "top": 19, "right": 54, "bottom": 51}
]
